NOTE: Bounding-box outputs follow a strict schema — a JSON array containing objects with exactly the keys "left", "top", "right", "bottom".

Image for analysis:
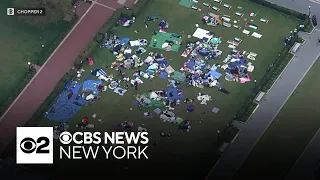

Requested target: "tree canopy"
[{"left": 13, "top": 0, "right": 73, "bottom": 25}]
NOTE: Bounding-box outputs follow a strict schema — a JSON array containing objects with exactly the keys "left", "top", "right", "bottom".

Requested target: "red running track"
[{"left": 0, "top": 0, "right": 135, "bottom": 154}]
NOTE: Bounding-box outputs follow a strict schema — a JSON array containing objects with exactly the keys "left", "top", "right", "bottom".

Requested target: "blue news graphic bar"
[{"left": 15, "top": 8, "right": 46, "bottom": 16}]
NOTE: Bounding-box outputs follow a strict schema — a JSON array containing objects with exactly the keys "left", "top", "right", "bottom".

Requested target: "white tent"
[
  {"left": 252, "top": 32, "right": 262, "bottom": 38},
  {"left": 150, "top": 92, "right": 158, "bottom": 99},
  {"left": 192, "top": 28, "right": 213, "bottom": 41}
]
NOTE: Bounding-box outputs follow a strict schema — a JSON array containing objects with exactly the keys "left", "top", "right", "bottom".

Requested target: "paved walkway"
[
  {"left": 0, "top": 0, "right": 135, "bottom": 155},
  {"left": 206, "top": 30, "right": 320, "bottom": 180}
]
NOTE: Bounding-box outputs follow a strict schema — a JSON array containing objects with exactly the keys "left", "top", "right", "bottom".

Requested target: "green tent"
[
  {"left": 140, "top": 92, "right": 163, "bottom": 107},
  {"left": 172, "top": 71, "right": 186, "bottom": 82}
]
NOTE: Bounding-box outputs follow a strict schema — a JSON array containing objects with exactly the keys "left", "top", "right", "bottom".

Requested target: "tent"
[{"left": 172, "top": 71, "right": 186, "bottom": 82}]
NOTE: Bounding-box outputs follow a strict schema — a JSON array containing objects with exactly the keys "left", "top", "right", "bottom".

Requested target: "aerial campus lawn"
[
  {"left": 0, "top": 0, "right": 72, "bottom": 116},
  {"left": 37, "top": 0, "right": 298, "bottom": 178},
  {"left": 234, "top": 57, "right": 320, "bottom": 180}
]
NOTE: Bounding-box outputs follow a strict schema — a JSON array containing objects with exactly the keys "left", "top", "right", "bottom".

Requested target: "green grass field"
[
  {"left": 0, "top": 0, "right": 72, "bottom": 116},
  {"left": 36, "top": 0, "right": 298, "bottom": 178},
  {"left": 235, "top": 57, "right": 320, "bottom": 179}
]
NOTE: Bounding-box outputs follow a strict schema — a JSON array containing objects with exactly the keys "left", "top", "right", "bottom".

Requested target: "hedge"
[
  {"left": 249, "top": 0, "right": 313, "bottom": 32},
  {"left": 222, "top": 125, "right": 240, "bottom": 143},
  {"left": 27, "top": 0, "right": 151, "bottom": 126}
]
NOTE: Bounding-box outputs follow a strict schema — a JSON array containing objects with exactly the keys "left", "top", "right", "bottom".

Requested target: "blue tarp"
[
  {"left": 102, "top": 41, "right": 112, "bottom": 48},
  {"left": 83, "top": 80, "right": 102, "bottom": 95},
  {"left": 102, "top": 37, "right": 130, "bottom": 49},
  {"left": 228, "top": 59, "right": 247, "bottom": 69},
  {"left": 198, "top": 49, "right": 209, "bottom": 56},
  {"left": 207, "top": 70, "right": 222, "bottom": 78},
  {"left": 120, "top": 37, "right": 130, "bottom": 45},
  {"left": 166, "top": 87, "right": 184, "bottom": 101},
  {"left": 186, "top": 60, "right": 195, "bottom": 70},
  {"left": 156, "top": 59, "right": 169, "bottom": 67},
  {"left": 159, "top": 71, "right": 168, "bottom": 79},
  {"left": 45, "top": 82, "right": 85, "bottom": 122},
  {"left": 186, "top": 60, "right": 205, "bottom": 70},
  {"left": 146, "top": 59, "right": 168, "bottom": 74}
]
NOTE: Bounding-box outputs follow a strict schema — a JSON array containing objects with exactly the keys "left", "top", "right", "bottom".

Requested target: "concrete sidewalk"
[{"left": 206, "top": 30, "right": 320, "bottom": 180}]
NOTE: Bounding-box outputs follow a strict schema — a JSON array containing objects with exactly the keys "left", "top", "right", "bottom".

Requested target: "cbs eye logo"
[
  {"left": 59, "top": 132, "right": 72, "bottom": 144},
  {"left": 7, "top": 8, "right": 15, "bottom": 16},
  {"left": 20, "top": 137, "right": 50, "bottom": 154}
]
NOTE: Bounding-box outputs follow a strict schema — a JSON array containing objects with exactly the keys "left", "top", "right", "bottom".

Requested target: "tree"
[{"left": 13, "top": 0, "right": 73, "bottom": 25}]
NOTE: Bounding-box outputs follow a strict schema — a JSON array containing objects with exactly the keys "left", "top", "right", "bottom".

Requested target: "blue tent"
[
  {"left": 119, "top": 37, "right": 130, "bottom": 45},
  {"left": 207, "top": 70, "right": 222, "bottom": 78},
  {"left": 166, "top": 87, "right": 184, "bottom": 101}
]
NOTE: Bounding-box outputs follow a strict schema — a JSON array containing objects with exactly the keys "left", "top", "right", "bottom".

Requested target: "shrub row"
[
  {"left": 28, "top": 0, "right": 151, "bottom": 126},
  {"left": 222, "top": 125, "right": 241, "bottom": 143},
  {"left": 249, "top": 0, "right": 313, "bottom": 32},
  {"left": 237, "top": 102, "right": 259, "bottom": 122}
]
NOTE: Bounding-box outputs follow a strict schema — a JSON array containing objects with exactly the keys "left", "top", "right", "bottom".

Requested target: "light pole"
[
  {"left": 74, "top": 5, "right": 77, "bottom": 17},
  {"left": 217, "top": 130, "right": 220, "bottom": 143},
  {"left": 27, "top": 62, "right": 34, "bottom": 71},
  {"left": 309, "top": 6, "right": 311, "bottom": 18}
]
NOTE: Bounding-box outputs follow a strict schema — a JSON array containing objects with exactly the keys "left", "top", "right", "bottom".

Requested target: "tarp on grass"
[
  {"left": 207, "top": 70, "right": 222, "bottom": 78},
  {"left": 166, "top": 87, "right": 184, "bottom": 101},
  {"left": 150, "top": 32, "right": 182, "bottom": 52},
  {"left": 172, "top": 71, "right": 186, "bottom": 82},
  {"left": 83, "top": 80, "right": 102, "bottom": 95},
  {"left": 138, "top": 92, "right": 164, "bottom": 107},
  {"left": 179, "top": 0, "right": 194, "bottom": 8},
  {"left": 45, "top": 82, "right": 85, "bottom": 122}
]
